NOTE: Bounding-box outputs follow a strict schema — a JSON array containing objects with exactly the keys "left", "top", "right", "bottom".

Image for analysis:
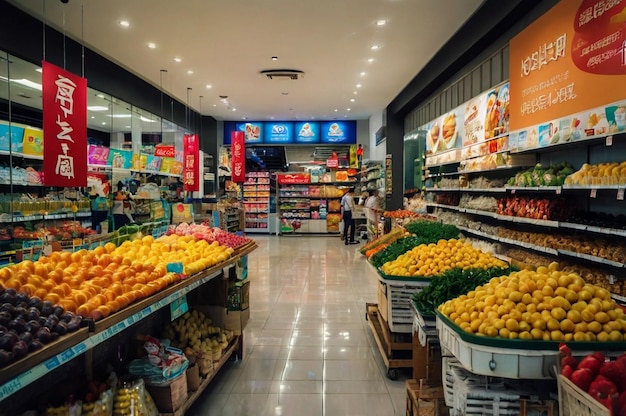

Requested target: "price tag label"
[
  {"left": 556, "top": 186, "right": 562, "bottom": 195},
  {"left": 618, "top": 188, "right": 625, "bottom": 201},
  {"left": 609, "top": 275, "right": 616, "bottom": 285},
  {"left": 606, "top": 135, "right": 613, "bottom": 146},
  {"left": 170, "top": 294, "right": 189, "bottom": 321},
  {"left": 590, "top": 189, "right": 597, "bottom": 198},
  {"left": 510, "top": 188, "right": 516, "bottom": 195}
]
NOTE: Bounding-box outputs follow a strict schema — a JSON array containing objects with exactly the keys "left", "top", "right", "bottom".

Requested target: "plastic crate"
[{"left": 557, "top": 374, "right": 611, "bottom": 416}]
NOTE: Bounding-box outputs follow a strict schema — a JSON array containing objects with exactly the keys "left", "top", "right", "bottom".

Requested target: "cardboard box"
[
  {"left": 145, "top": 372, "right": 188, "bottom": 413},
  {"left": 188, "top": 273, "right": 228, "bottom": 307}
]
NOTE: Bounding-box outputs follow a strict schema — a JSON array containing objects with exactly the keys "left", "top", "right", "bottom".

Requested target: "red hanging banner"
[
  {"left": 42, "top": 61, "right": 88, "bottom": 187},
  {"left": 183, "top": 134, "right": 199, "bottom": 191},
  {"left": 231, "top": 131, "right": 245, "bottom": 183}
]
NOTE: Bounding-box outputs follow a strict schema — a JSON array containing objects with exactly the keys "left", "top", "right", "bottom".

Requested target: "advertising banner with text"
[
  {"left": 231, "top": 131, "right": 246, "bottom": 183},
  {"left": 183, "top": 134, "right": 199, "bottom": 191},
  {"left": 510, "top": 0, "right": 626, "bottom": 150},
  {"left": 42, "top": 61, "right": 87, "bottom": 187}
]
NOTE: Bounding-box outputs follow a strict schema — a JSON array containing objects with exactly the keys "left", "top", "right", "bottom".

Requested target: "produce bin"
[
  {"left": 145, "top": 372, "right": 188, "bottom": 413},
  {"left": 557, "top": 374, "right": 611, "bottom": 416}
]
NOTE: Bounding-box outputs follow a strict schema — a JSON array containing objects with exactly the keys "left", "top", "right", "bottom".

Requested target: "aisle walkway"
[{"left": 188, "top": 235, "right": 407, "bottom": 416}]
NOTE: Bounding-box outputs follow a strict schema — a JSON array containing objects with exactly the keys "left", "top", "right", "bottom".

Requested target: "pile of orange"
[{"left": 0, "top": 234, "right": 234, "bottom": 321}]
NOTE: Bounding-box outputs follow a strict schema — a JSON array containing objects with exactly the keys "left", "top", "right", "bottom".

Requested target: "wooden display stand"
[
  {"left": 365, "top": 303, "right": 412, "bottom": 380},
  {"left": 406, "top": 378, "right": 448, "bottom": 416},
  {"left": 412, "top": 333, "right": 441, "bottom": 385}
]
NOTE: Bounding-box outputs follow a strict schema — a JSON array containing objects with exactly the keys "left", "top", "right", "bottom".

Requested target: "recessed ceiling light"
[
  {"left": 119, "top": 20, "right": 130, "bottom": 27},
  {"left": 367, "top": 58, "right": 374, "bottom": 63},
  {"left": 232, "top": 108, "right": 237, "bottom": 111},
  {"left": 356, "top": 84, "right": 362, "bottom": 88},
  {"left": 350, "top": 98, "right": 355, "bottom": 102},
  {"left": 90, "top": 116, "right": 95, "bottom": 119},
  {"left": 174, "top": 57, "right": 182, "bottom": 63},
  {"left": 101, "top": 122, "right": 106, "bottom": 125},
  {"left": 360, "top": 72, "right": 366, "bottom": 76},
  {"left": 271, "top": 56, "right": 278, "bottom": 61},
  {"left": 270, "top": 116, "right": 275, "bottom": 120},
  {"left": 344, "top": 115, "right": 349, "bottom": 118},
  {"left": 242, "top": 117, "right": 247, "bottom": 120},
  {"left": 376, "top": 19, "right": 387, "bottom": 26},
  {"left": 370, "top": 45, "right": 380, "bottom": 50},
  {"left": 125, "top": 125, "right": 131, "bottom": 128},
  {"left": 334, "top": 109, "right": 338, "bottom": 112},
  {"left": 206, "top": 84, "right": 212, "bottom": 89},
  {"left": 353, "top": 91, "right": 358, "bottom": 95},
  {"left": 147, "top": 42, "right": 157, "bottom": 49},
  {"left": 187, "top": 70, "right": 193, "bottom": 75},
  {"left": 347, "top": 108, "right": 351, "bottom": 111},
  {"left": 213, "top": 104, "right": 217, "bottom": 107}
]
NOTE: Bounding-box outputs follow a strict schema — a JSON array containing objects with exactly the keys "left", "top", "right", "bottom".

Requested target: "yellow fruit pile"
[
  {"left": 564, "top": 161, "right": 626, "bottom": 186},
  {"left": 380, "top": 239, "right": 508, "bottom": 277},
  {"left": 438, "top": 263, "right": 626, "bottom": 342}
]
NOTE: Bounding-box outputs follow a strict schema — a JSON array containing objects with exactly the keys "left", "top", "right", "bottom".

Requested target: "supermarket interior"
[{"left": 1, "top": 0, "right": 626, "bottom": 415}]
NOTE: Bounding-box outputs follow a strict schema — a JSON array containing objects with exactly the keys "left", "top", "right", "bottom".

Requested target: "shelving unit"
[
  {"left": 242, "top": 172, "right": 270, "bottom": 233},
  {"left": 0, "top": 242, "right": 257, "bottom": 404}
]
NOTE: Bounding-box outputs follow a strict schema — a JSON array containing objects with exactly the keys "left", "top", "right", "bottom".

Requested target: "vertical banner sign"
[
  {"left": 42, "top": 61, "right": 87, "bottom": 187},
  {"left": 231, "top": 131, "right": 245, "bottom": 183},
  {"left": 183, "top": 134, "right": 199, "bottom": 191}
]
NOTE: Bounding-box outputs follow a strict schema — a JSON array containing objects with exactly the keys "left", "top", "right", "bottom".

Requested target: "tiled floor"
[{"left": 187, "top": 235, "right": 408, "bottom": 416}]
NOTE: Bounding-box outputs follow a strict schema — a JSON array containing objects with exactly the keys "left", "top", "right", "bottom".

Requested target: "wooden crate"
[
  {"left": 406, "top": 379, "right": 448, "bottom": 416},
  {"left": 520, "top": 398, "right": 557, "bottom": 416},
  {"left": 412, "top": 335, "right": 441, "bottom": 385},
  {"left": 558, "top": 374, "right": 611, "bottom": 416}
]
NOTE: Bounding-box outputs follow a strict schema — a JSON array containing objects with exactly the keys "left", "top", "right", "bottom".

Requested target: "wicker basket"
[{"left": 557, "top": 374, "right": 611, "bottom": 416}]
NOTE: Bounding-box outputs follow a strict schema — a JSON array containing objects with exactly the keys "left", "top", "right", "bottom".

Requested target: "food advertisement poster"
[
  {"left": 425, "top": 109, "right": 463, "bottom": 154},
  {"left": 277, "top": 173, "right": 310, "bottom": 185},
  {"left": 509, "top": 0, "right": 626, "bottom": 149},
  {"left": 107, "top": 149, "right": 133, "bottom": 169},
  {"left": 320, "top": 121, "right": 357, "bottom": 144},
  {"left": 294, "top": 121, "right": 320, "bottom": 143},
  {"left": 264, "top": 122, "right": 294, "bottom": 144},
  {"left": 42, "top": 61, "right": 87, "bottom": 187}
]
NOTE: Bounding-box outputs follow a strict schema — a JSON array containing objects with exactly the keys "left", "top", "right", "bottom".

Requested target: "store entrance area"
[{"left": 188, "top": 235, "right": 407, "bottom": 416}]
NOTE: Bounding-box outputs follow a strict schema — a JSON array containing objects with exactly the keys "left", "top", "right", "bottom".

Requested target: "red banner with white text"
[
  {"left": 231, "top": 131, "right": 245, "bottom": 183},
  {"left": 42, "top": 61, "right": 87, "bottom": 187},
  {"left": 183, "top": 134, "right": 199, "bottom": 192}
]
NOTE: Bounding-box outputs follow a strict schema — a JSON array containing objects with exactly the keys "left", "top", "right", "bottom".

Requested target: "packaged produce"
[
  {"left": 113, "top": 379, "right": 158, "bottom": 416},
  {"left": 496, "top": 196, "right": 574, "bottom": 220},
  {"left": 380, "top": 238, "right": 507, "bottom": 277},
  {"left": 439, "top": 263, "right": 626, "bottom": 342}
]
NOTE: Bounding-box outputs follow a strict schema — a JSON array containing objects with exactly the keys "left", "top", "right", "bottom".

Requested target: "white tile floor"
[{"left": 187, "top": 235, "right": 409, "bottom": 416}]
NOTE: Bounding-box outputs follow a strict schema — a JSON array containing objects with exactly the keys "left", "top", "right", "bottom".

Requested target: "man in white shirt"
[
  {"left": 364, "top": 189, "right": 381, "bottom": 240},
  {"left": 341, "top": 187, "right": 358, "bottom": 245}
]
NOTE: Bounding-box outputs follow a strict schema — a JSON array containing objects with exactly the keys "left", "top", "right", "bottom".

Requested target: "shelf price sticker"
[
  {"left": 170, "top": 294, "right": 189, "bottom": 321},
  {"left": 555, "top": 186, "right": 562, "bottom": 195},
  {"left": 618, "top": 188, "right": 624, "bottom": 201},
  {"left": 606, "top": 136, "right": 613, "bottom": 147},
  {"left": 590, "top": 189, "right": 597, "bottom": 198}
]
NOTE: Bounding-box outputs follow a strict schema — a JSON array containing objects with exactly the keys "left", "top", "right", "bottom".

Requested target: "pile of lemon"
[
  {"left": 380, "top": 238, "right": 508, "bottom": 277},
  {"left": 438, "top": 262, "right": 626, "bottom": 342}
]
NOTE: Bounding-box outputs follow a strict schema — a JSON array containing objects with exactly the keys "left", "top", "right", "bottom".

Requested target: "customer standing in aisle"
[
  {"left": 341, "top": 187, "right": 358, "bottom": 245},
  {"left": 364, "top": 189, "right": 381, "bottom": 241}
]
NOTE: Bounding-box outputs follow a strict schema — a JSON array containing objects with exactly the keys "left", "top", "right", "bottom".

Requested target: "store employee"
[{"left": 341, "top": 187, "right": 358, "bottom": 245}]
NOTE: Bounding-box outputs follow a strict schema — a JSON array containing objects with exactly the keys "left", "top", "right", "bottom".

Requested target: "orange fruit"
[
  {"left": 20, "top": 283, "right": 37, "bottom": 296},
  {"left": 96, "top": 305, "right": 111, "bottom": 318},
  {"left": 44, "top": 292, "right": 61, "bottom": 305},
  {"left": 59, "top": 299, "right": 77, "bottom": 313},
  {"left": 93, "top": 246, "right": 106, "bottom": 257},
  {"left": 76, "top": 304, "right": 92, "bottom": 317},
  {"left": 34, "top": 288, "right": 48, "bottom": 299},
  {"left": 104, "top": 242, "right": 116, "bottom": 254},
  {"left": 48, "top": 270, "right": 63, "bottom": 284},
  {"left": 106, "top": 300, "right": 121, "bottom": 313},
  {"left": 103, "top": 290, "right": 116, "bottom": 302},
  {"left": 73, "top": 291, "right": 88, "bottom": 306}
]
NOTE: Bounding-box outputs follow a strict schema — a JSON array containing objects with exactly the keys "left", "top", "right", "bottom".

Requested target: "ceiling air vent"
[{"left": 260, "top": 69, "right": 305, "bottom": 80}]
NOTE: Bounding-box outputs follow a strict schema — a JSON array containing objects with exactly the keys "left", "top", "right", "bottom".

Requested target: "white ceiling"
[{"left": 8, "top": 0, "right": 483, "bottom": 122}]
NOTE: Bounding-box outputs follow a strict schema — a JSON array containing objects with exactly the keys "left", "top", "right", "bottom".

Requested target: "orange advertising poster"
[{"left": 510, "top": 0, "right": 626, "bottom": 135}]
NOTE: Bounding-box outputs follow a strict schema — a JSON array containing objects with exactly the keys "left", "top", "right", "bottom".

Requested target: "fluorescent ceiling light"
[
  {"left": 119, "top": 20, "right": 130, "bottom": 27},
  {"left": 140, "top": 116, "right": 156, "bottom": 122},
  {"left": 370, "top": 45, "right": 380, "bottom": 50},
  {"left": 12, "top": 79, "right": 42, "bottom": 90},
  {"left": 376, "top": 19, "right": 387, "bottom": 26},
  {"left": 109, "top": 114, "right": 131, "bottom": 118},
  {"left": 88, "top": 106, "right": 109, "bottom": 111}
]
